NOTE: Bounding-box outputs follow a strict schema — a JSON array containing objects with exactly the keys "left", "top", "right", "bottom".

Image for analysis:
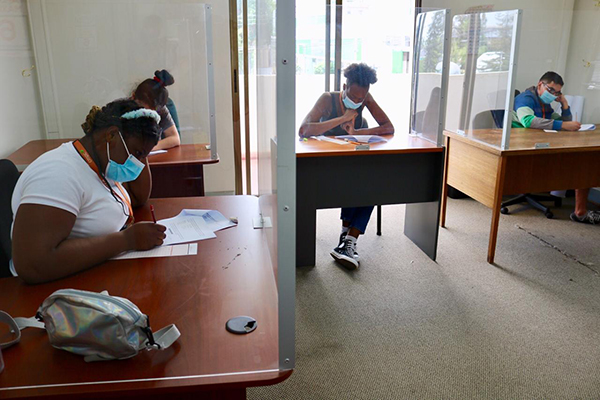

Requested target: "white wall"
[
  {"left": 423, "top": 0, "right": 575, "bottom": 93},
  {"left": 563, "top": 0, "right": 600, "bottom": 124},
  {"left": 0, "top": 0, "right": 45, "bottom": 159}
]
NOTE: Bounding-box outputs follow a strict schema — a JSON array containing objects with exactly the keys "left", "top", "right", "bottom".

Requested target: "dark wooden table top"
[
  {"left": 6, "top": 139, "right": 218, "bottom": 170},
  {"left": 0, "top": 195, "right": 289, "bottom": 398},
  {"left": 296, "top": 133, "right": 443, "bottom": 158}
]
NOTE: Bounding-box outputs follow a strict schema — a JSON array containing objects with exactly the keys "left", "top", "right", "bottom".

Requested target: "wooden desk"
[
  {"left": 0, "top": 196, "right": 290, "bottom": 399},
  {"left": 441, "top": 128, "right": 600, "bottom": 263},
  {"left": 296, "top": 134, "right": 445, "bottom": 267},
  {"left": 5, "top": 139, "right": 219, "bottom": 198}
]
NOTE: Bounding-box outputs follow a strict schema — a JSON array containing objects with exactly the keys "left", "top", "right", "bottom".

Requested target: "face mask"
[
  {"left": 105, "top": 132, "right": 145, "bottom": 182},
  {"left": 540, "top": 89, "right": 557, "bottom": 104},
  {"left": 343, "top": 91, "right": 363, "bottom": 110}
]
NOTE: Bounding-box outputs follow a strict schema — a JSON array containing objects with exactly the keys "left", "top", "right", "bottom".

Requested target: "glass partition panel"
[
  {"left": 337, "top": 2, "right": 413, "bottom": 133},
  {"left": 28, "top": 0, "right": 217, "bottom": 163},
  {"left": 411, "top": 8, "right": 451, "bottom": 146},
  {"left": 446, "top": 10, "right": 521, "bottom": 150},
  {"left": 256, "top": 0, "right": 296, "bottom": 370}
]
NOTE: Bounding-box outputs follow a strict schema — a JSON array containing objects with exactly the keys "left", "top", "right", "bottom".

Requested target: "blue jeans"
[{"left": 340, "top": 206, "right": 374, "bottom": 234}]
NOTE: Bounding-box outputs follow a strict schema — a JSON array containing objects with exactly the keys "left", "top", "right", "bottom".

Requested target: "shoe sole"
[{"left": 330, "top": 250, "right": 359, "bottom": 270}]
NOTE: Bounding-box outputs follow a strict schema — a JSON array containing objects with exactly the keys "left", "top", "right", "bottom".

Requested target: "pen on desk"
[
  {"left": 150, "top": 205, "right": 157, "bottom": 223},
  {"left": 344, "top": 138, "right": 361, "bottom": 145}
]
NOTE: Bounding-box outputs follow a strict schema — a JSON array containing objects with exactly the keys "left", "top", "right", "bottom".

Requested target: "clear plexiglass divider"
[
  {"left": 445, "top": 9, "right": 522, "bottom": 150},
  {"left": 411, "top": 8, "right": 451, "bottom": 146},
  {"left": 27, "top": 0, "right": 217, "bottom": 159},
  {"left": 256, "top": 0, "right": 296, "bottom": 370}
]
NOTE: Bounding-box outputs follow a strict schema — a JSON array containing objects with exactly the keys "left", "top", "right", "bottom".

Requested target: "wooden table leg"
[
  {"left": 487, "top": 156, "right": 507, "bottom": 264},
  {"left": 440, "top": 136, "right": 450, "bottom": 228}
]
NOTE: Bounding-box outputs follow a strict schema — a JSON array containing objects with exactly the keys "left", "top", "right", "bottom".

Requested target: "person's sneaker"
[
  {"left": 335, "top": 233, "right": 360, "bottom": 261},
  {"left": 570, "top": 210, "right": 600, "bottom": 225},
  {"left": 330, "top": 238, "right": 360, "bottom": 270}
]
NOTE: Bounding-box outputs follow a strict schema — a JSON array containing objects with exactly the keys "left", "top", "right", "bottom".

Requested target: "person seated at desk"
[
  {"left": 132, "top": 69, "right": 181, "bottom": 151},
  {"left": 511, "top": 71, "right": 600, "bottom": 224},
  {"left": 10, "top": 99, "right": 167, "bottom": 284},
  {"left": 298, "top": 63, "right": 394, "bottom": 270}
]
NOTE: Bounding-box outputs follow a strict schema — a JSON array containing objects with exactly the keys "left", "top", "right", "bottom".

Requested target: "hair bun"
[
  {"left": 154, "top": 70, "right": 174, "bottom": 87},
  {"left": 81, "top": 105, "right": 102, "bottom": 134}
]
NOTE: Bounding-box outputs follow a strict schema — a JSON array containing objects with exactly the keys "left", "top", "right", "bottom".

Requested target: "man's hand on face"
[{"left": 556, "top": 94, "right": 569, "bottom": 109}]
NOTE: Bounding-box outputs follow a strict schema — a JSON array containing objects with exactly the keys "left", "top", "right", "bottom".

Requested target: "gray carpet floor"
[{"left": 248, "top": 197, "right": 600, "bottom": 399}]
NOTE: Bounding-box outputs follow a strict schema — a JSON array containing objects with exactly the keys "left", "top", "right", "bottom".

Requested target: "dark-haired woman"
[
  {"left": 298, "top": 63, "right": 394, "bottom": 271},
  {"left": 132, "top": 69, "right": 180, "bottom": 150},
  {"left": 11, "top": 99, "right": 166, "bottom": 284}
]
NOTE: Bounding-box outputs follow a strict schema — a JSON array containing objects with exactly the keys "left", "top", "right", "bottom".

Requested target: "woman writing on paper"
[
  {"left": 132, "top": 70, "right": 181, "bottom": 151},
  {"left": 297, "top": 63, "right": 394, "bottom": 271},
  {"left": 11, "top": 99, "right": 166, "bottom": 284}
]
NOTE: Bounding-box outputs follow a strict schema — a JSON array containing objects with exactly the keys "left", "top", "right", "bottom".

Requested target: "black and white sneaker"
[
  {"left": 335, "top": 233, "right": 360, "bottom": 262},
  {"left": 570, "top": 211, "right": 600, "bottom": 225},
  {"left": 330, "top": 238, "right": 360, "bottom": 270}
]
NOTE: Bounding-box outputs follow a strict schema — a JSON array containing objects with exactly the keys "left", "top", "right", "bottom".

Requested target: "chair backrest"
[
  {"left": 0, "top": 159, "right": 19, "bottom": 278},
  {"left": 490, "top": 89, "right": 521, "bottom": 129},
  {"left": 166, "top": 98, "right": 181, "bottom": 134}
]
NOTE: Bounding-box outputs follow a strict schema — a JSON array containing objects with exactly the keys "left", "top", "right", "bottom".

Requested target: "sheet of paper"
[
  {"left": 543, "top": 129, "right": 558, "bottom": 133},
  {"left": 579, "top": 124, "right": 596, "bottom": 131},
  {"left": 310, "top": 135, "right": 349, "bottom": 145},
  {"left": 148, "top": 149, "right": 167, "bottom": 156},
  {"left": 112, "top": 243, "right": 197, "bottom": 260},
  {"left": 159, "top": 213, "right": 216, "bottom": 246},
  {"left": 180, "top": 209, "right": 237, "bottom": 232},
  {"left": 335, "top": 135, "right": 388, "bottom": 144}
]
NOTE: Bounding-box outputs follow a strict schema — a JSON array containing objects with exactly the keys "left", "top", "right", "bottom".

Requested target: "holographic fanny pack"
[{"left": 0, "top": 289, "right": 180, "bottom": 362}]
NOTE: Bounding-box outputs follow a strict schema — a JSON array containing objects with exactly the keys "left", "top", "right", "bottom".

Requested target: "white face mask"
[{"left": 343, "top": 90, "right": 363, "bottom": 109}]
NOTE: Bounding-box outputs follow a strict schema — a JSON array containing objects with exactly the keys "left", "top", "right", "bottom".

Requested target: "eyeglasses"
[{"left": 543, "top": 82, "right": 562, "bottom": 96}]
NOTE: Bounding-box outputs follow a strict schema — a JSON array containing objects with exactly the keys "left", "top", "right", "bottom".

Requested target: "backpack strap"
[{"left": 0, "top": 311, "right": 44, "bottom": 350}]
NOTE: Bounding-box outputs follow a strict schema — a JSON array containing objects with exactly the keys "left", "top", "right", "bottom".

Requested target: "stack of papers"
[
  {"left": 113, "top": 209, "right": 236, "bottom": 260},
  {"left": 159, "top": 209, "right": 237, "bottom": 245},
  {"left": 335, "top": 135, "right": 388, "bottom": 144}
]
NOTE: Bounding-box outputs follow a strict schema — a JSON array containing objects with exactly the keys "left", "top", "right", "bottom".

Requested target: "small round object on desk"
[{"left": 226, "top": 316, "right": 257, "bottom": 334}]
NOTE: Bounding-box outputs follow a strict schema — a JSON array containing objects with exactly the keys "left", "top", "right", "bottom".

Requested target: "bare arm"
[
  {"left": 152, "top": 126, "right": 180, "bottom": 151},
  {"left": 298, "top": 93, "right": 357, "bottom": 137},
  {"left": 123, "top": 157, "right": 151, "bottom": 208},
  {"left": 12, "top": 204, "right": 166, "bottom": 284},
  {"left": 350, "top": 93, "right": 394, "bottom": 136}
]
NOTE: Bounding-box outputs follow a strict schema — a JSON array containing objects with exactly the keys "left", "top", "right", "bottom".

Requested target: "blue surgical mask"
[
  {"left": 343, "top": 91, "right": 363, "bottom": 110},
  {"left": 540, "top": 90, "right": 557, "bottom": 104},
  {"left": 105, "top": 132, "right": 145, "bottom": 182}
]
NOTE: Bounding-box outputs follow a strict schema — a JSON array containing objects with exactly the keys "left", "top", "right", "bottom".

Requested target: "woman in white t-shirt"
[{"left": 11, "top": 99, "right": 167, "bottom": 284}]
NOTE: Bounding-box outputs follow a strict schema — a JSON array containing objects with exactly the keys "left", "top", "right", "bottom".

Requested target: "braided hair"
[
  {"left": 133, "top": 69, "right": 175, "bottom": 109},
  {"left": 81, "top": 99, "right": 161, "bottom": 219}
]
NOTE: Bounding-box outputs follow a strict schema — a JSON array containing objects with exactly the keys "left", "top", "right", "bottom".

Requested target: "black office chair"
[
  {"left": 490, "top": 93, "right": 561, "bottom": 219},
  {"left": 0, "top": 160, "right": 19, "bottom": 278}
]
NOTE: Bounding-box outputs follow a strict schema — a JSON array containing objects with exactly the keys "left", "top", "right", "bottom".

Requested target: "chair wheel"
[
  {"left": 500, "top": 207, "right": 509, "bottom": 214},
  {"left": 545, "top": 211, "right": 554, "bottom": 219}
]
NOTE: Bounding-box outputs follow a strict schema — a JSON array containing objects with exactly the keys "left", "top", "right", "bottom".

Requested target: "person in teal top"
[
  {"left": 132, "top": 70, "right": 181, "bottom": 151},
  {"left": 512, "top": 71, "right": 599, "bottom": 225}
]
